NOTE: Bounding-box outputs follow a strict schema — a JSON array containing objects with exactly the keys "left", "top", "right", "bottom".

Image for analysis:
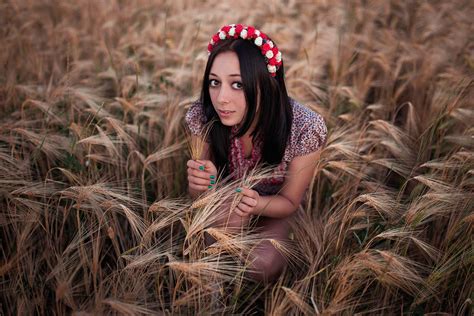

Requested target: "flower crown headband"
[{"left": 207, "top": 24, "right": 283, "bottom": 77}]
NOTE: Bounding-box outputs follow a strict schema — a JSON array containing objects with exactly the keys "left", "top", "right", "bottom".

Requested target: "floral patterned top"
[{"left": 185, "top": 98, "right": 327, "bottom": 196}]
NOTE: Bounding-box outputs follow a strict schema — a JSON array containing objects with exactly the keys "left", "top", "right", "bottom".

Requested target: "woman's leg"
[
  {"left": 244, "top": 215, "right": 293, "bottom": 283},
  {"left": 203, "top": 203, "right": 293, "bottom": 284}
]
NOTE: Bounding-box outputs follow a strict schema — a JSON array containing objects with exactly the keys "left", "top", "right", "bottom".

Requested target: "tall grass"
[{"left": 1, "top": 0, "right": 472, "bottom": 314}]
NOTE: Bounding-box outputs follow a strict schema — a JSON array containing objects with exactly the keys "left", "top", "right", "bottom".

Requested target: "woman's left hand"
[{"left": 233, "top": 187, "right": 260, "bottom": 217}]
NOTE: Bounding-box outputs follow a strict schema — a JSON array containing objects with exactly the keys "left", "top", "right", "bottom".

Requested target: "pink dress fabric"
[{"left": 185, "top": 98, "right": 327, "bottom": 196}]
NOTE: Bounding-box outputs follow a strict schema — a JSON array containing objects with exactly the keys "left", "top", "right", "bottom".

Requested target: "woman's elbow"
[{"left": 280, "top": 195, "right": 301, "bottom": 215}]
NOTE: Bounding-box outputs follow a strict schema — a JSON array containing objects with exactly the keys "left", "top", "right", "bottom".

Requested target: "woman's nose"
[{"left": 217, "top": 85, "right": 230, "bottom": 104}]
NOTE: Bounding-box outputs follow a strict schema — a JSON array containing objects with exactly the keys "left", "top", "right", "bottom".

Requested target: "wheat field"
[{"left": 1, "top": 0, "right": 473, "bottom": 314}]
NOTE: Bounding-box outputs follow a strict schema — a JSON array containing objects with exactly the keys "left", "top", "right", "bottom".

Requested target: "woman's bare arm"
[{"left": 253, "top": 150, "right": 321, "bottom": 218}]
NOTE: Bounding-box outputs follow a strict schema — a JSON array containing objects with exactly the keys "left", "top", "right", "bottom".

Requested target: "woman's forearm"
[{"left": 255, "top": 194, "right": 298, "bottom": 219}]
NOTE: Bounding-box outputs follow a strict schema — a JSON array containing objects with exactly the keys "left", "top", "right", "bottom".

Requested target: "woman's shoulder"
[
  {"left": 289, "top": 97, "right": 325, "bottom": 126},
  {"left": 287, "top": 97, "right": 328, "bottom": 157},
  {"left": 185, "top": 99, "right": 206, "bottom": 136}
]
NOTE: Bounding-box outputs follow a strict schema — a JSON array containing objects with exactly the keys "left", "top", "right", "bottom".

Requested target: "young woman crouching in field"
[{"left": 185, "top": 24, "right": 327, "bottom": 283}]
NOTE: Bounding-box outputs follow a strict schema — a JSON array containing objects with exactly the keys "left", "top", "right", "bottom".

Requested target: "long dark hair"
[{"left": 200, "top": 38, "right": 293, "bottom": 176}]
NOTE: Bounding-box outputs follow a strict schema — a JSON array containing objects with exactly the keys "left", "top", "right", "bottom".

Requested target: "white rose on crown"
[
  {"left": 267, "top": 65, "right": 276, "bottom": 73},
  {"left": 276, "top": 51, "right": 282, "bottom": 62}
]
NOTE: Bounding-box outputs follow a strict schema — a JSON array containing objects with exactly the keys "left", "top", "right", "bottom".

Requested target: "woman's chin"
[{"left": 219, "top": 118, "right": 237, "bottom": 126}]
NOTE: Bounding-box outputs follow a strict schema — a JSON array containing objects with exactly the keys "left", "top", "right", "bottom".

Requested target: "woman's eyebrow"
[{"left": 210, "top": 72, "right": 241, "bottom": 77}]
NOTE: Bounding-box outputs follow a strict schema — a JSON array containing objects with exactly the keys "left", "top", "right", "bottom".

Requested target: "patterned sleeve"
[
  {"left": 294, "top": 113, "right": 327, "bottom": 157},
  {"left": 185, "top": 100, "right": 206, "bottom": 136}
]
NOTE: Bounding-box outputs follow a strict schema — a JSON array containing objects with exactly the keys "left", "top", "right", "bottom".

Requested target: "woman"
[{"left": 185, "top": 24, "right": 327, "bottom": 283}]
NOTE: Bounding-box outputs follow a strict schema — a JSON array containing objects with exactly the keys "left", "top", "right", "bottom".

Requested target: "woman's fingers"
[
  {"left": 188, "top": 159, "right": 211, "bottom": 171},
  {"left": 196, "top": 159, "right": 218, "bottom": 173},
  {"left": 187, "top": 167, "right": 211, "bottom": 180},
  {"left": 236, "top": 203, "right": 251, "bottom": 214},
  {"left": 186, "top": 160, "right": 216, "bottom": 193},
  {"left": 189, "top": 182, "right": 210, "bottom": 192},
  {"left": 187, "top": 160, "right": 206, "bottom": 171},
  {"left": 233, "top": 206, "right": 248, "bottom": 217},
  {"left": 187, "top": 174, "right": 210, "bottom": 186},
  {"left": 237, "top": 187, "right": 258, "bottom": 203},
  {"left": 187, "top": 160, "right": 216, "bottom": 179},
  {"left": 235, "top": 187, "right": 260, "bottom": 216},
  {"left": 241, "top": 196, "right": 258, "bottom": 207},
  {"left": 238, "top": 187, "right": 258, "bottom": 199}
]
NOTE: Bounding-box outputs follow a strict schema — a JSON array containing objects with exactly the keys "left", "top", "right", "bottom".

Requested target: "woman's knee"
[{"left": 246, "top": 242, "right": 287, "bottom": 283}]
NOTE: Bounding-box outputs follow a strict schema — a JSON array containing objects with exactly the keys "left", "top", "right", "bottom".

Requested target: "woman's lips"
[{"left": 218, "top": 109, "right": 235, "bottom": 117}]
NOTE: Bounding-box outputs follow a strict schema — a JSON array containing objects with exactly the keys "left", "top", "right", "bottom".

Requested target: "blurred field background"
[{"left": 1, "top": 0, "right": 473, "bottom": 314}]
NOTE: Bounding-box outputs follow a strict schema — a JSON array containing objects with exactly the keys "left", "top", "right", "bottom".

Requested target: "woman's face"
[{"left": 208, "top": 51, "right": 247, "bottom": 127}]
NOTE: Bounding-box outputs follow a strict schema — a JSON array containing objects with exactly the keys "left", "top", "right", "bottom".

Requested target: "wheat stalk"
[{"left": 187, "top": 119, "right": 216, "bottom": 160}]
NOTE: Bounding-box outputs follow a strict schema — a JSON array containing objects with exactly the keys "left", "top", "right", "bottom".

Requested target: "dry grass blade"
[
  {"left": 281, "top": 286, "right": 314, "bottom": 315},
  {"left": 166, "top": 256, "right": 243, "bottom": 281},
  {"left": 102, "top": 299, "right": 157, "bottom": 315},
  {"left": 190, "top": 192, "right": 215, "bottom": 210},
  {"left": 204, "top": 227, "right": 251, "bottom": 258},
  {"left": 267, "top": 238, "right": 303, "bottom": 266},
  {"left": 123, "top": 249, "right": 171, "bottom": 270},
  {"left": 143, "top": 140, "right": 186, "bottom": 176}
]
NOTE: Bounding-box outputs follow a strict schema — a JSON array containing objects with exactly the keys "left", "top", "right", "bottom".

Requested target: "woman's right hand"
[{"left": 186, "top": 159, "right": 218, "bottom": 193}]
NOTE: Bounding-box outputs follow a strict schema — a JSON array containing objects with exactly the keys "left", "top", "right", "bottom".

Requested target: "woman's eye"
[
  {"left": 232, "top": 82, "right": 243, "bottom": 89},
  {"left": 209, "top": 79, "right": 219, "bottom": 87}
]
